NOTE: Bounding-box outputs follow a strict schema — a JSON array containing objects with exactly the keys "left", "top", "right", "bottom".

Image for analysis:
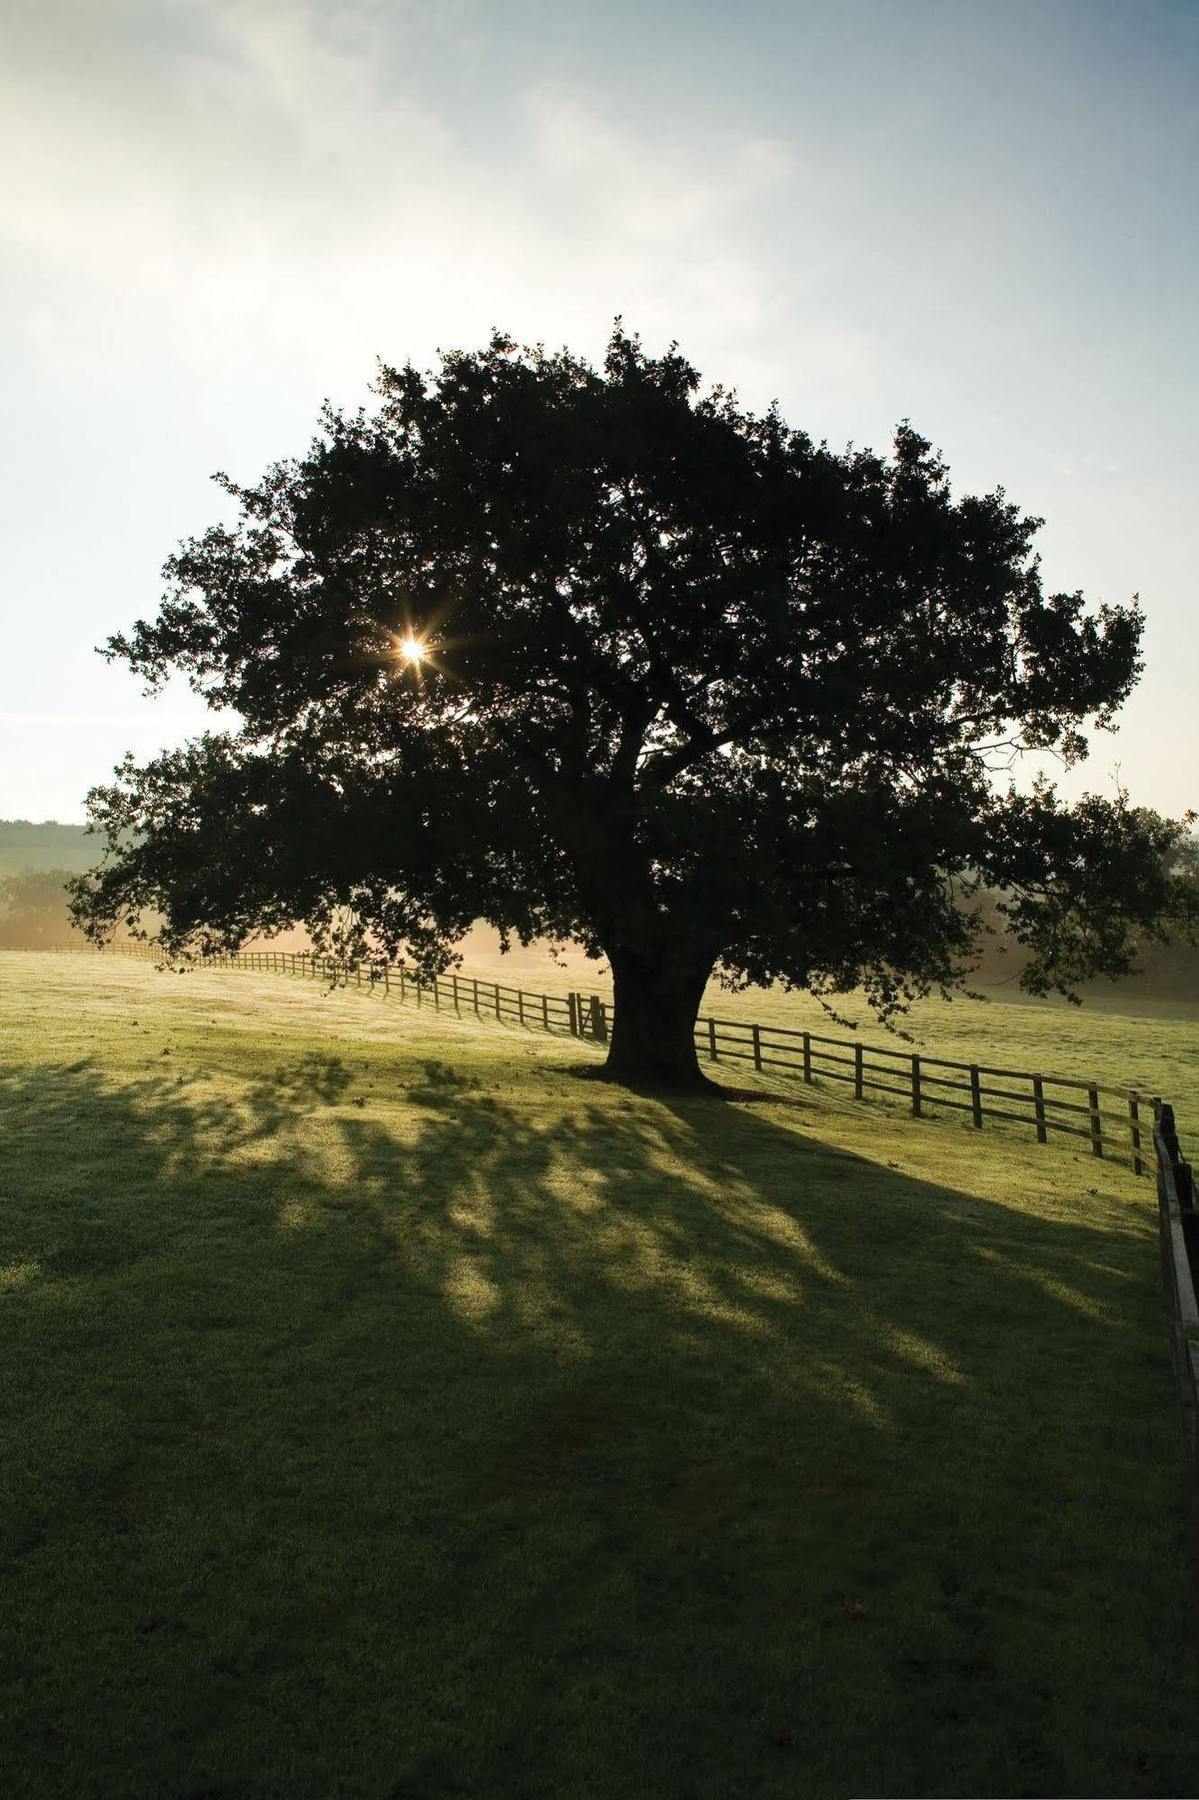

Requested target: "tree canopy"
[{"left": 71, "top": 326, "right": 1196, "bottom": 1085}]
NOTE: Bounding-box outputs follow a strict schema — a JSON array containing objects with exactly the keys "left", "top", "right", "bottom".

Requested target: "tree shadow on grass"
[{"left": 1, "top": 1050, "right": 1197, "bottom": 1800}]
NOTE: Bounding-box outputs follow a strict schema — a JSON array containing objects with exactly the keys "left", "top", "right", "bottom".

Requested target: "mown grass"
[{"left": 2, "top": 952, "right": 1197, "bottom": 1798}]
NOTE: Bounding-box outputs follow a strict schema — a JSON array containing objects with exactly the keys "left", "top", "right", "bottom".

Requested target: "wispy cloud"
[{"left": 0, "top": 0, "right": 816, "bottom": 388}]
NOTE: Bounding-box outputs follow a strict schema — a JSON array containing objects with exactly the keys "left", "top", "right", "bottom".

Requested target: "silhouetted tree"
[{"left": 70, "top": 329, "right": 1196, "bottom": 1085}]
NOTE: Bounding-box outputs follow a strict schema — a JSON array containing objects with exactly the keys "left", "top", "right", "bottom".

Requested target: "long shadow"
[{"left": 1, "top": 1049, "right": 1196, "bottom": 1800}]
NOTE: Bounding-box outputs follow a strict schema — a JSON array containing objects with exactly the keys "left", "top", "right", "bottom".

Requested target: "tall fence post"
[
  {"left": 970, "top": 1065, "right": 983, "bottom": 1128},
  {"left": 1033, "top": 1075, "right": 1048, "bottom": 1144},
  {"left": 1089, "top": 1086, "right": 1104, "bottom": 1158},
  {"left": 802, "top": 1031, "right": 812, "bottom": 1083},
  {"left": 708, "top": 1018, "right": 718, "bottom": 1063},
  {"left": 911, "top": 1053, "right": 921, "bottom": 1118},
  {"left": 1152, "top": 1102, "right": 1198, "bottom": 1610},
  {"left": 568, "top": 992, "right": 579, "bottom": 1037},
  {"left": 752, "top": 1023, "right": 763, "bottom": 1072},
  {"left": 1130, "top": 1092, "right": 1143, "bottom": 1178},
  {"left": 854, "top": 1042, "right": 864, "bottom": 1101}
]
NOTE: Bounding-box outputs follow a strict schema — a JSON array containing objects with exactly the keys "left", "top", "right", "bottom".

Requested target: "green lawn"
[{"left": 2, "top": 952, "right": 1197, "bottom": 1797}]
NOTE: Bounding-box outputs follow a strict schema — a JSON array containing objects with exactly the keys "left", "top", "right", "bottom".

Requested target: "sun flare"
[{"left": 398, "top": 635, "right": 425, "bottom": 665}]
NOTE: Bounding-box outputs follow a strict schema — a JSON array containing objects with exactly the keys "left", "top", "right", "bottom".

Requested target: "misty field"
[{"left": 2, "top": 953, "right": 1198, "bottom": 1798}]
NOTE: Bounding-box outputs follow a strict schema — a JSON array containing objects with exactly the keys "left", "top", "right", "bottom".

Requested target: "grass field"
[
  {"left": 3, "top": 951, "right": 1198, "bottom": 1797},
  {"left": 456, "top": 933, "right": 1199, "bottom": 1147}
]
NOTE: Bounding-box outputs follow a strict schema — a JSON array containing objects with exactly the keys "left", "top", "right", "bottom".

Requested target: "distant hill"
[{"left": 0, "top": 820, "right": 99, "bottom": 876}]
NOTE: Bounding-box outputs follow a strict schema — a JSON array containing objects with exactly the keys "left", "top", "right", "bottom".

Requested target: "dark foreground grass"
[{"left": 2, "top": 953, "right": 1197, "bottom": 1798}]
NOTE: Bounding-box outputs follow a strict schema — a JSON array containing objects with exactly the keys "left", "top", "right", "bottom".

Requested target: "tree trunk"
[{"left": 601, "top": 947, "right": 714, "bottom": 1090}]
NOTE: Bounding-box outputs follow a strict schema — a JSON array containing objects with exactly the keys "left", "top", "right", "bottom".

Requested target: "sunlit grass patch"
[{"left": 1, "top": 952, "right": 1196, "bottom": 1799}]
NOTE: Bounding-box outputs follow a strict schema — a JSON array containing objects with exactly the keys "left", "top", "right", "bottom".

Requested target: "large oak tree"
[{"left": 71, "top": 328, "right": 1194, "bottom": 1085}]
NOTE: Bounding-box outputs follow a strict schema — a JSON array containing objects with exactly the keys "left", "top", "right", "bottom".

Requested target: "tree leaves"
[{"left": 73, "top": 324, "right": 1193, "bottom": 1042}]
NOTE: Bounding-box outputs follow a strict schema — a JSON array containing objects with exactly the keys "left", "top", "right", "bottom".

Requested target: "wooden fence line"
[
  {"left": 6, "top": 940, "right": 1173, "bottom": 1179},
  {"left": 1153, "top": 1105, "right": 1199, "bottom": 1611}
]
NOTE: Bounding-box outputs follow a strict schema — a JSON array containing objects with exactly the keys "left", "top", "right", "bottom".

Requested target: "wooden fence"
[
  {"left": 1154, "top": 1105, "right": 1199, "bottom": 1608},
  {"left": 8, "top": 940, "right": 1173, "bottom": 1179},
  {"left": 698, "top": 1011, "right": 1158, "bottom": 1178}
]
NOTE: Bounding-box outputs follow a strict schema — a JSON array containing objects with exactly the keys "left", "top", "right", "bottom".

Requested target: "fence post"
[
  {"left": 708, "top": 1018, "right": 718, "bottom": 1062},
  {"left": 752, "top": 1023, "right": 763, "bottom": 1072},
  {"left": 568, "top": 992, "right": 578, "bottom": 1037},
  {"left": 591, "top": 997, "right": 609, "bottom": 1043},
  {"left": 1033, "top": 1075, "right": 1048, "bottom": 1144},
  {"left": 495, "top": 984, "right": 501, "bottom": 1021},
  {"left": 803, "top": 1031, "right": 812, "bottom": 1083},
  {"left": 474, "top": 977, "right": 480, "bottom": 1017},
  {"left": 970, "top": 1065, "right": 982, "bottom": 1128},
  {"left": 452, "top": 973, "right": 460, "bottom": 1013},
  {"left": 518, "top": 989, "right": 525, "bottom": 1027},
  {"left": 1130, "top": 1092, "right": 1143, "bottom": 1177},
  {"left": 911, "top": 1053, "right": 921, "bottom": 1118},
  {"left": 433, "top": 975, "right": 440, "bottom": 1010},
  {"left": 854, "top": 1042, "right": 864, "bottom": 1101},
  {"left": 542, "top": 994, "right": 549, "bottom": 1031},
  {"left": 1089, "top": 1086, "right": 1103, "bottom": 1158}
]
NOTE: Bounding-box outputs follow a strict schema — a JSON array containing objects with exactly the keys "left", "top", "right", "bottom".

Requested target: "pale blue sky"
[{"left": 2, "top": 0, "right": 1196, "bottom": 821}]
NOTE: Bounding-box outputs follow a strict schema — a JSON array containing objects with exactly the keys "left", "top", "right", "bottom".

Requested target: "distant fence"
[{"left": 7, "top": 940, "right": 1177, "bottom": 1181}]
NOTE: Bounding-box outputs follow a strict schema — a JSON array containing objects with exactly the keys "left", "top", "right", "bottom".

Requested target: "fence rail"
[
  {"left": 1154, "top": 1106, "right": 1199, "bottom": 1608},
  {"left": 6, "top": 940, "right": 1172, "bottom": 1179},
  {"left": 698, "top": 1010, "right": 1158, "bottom": 1178}
]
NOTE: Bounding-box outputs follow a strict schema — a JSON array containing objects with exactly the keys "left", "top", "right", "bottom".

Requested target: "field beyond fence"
[{"left": 15, "top": 940, "right": 1182, "bottom": 1181}]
